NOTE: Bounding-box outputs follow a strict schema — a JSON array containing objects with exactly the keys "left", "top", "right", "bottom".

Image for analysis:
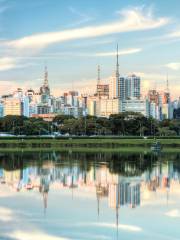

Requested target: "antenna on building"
[
  {"left": 116, "top": 205, "right": 119, "bottom": 240},
  {"left": 116, "top": 44, "right": 119, "bottom": 78},
  {"left": 97, "top": 65, "right": 101, "bottom": 85},
  {"left": 166, "top": 72, "right": 169, "bottom": 92},
  {"left": 44, "top": 64, "right": 48, "bottom": 87}
]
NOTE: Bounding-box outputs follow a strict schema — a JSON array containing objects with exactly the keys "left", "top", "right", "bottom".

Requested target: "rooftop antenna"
[
  {"left": 166, "top": 72, "right": 169, "bottom": 92},
  {"left": 44, "top": 63, "right": 48, "bottom": 87},
  {"left": 71, "top": 79, "right": 74, "bottom": 91},
  {"left": 96, "top": 189, "right": 100, "bottom": 218},
  {"left": 97, "top": 65, "right": 101, "bottom": 85},
  {"left": 116, "top": 205, "right": 119, "bottom": 240},
  {"left": 116, "top": 44, "right": 119, "bottom": 79}
]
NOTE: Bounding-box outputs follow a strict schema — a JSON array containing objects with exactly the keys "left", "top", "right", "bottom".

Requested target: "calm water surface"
[{"left": 0, "top": 151, "right": 180, "bottom": 240}]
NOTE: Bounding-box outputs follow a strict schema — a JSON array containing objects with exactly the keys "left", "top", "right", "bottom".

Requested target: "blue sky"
[{"left": 0, "top": 0, "right": 180, "bottom": 98}]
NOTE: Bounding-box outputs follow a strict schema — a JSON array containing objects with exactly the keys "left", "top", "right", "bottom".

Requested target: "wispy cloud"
[
  {"left": 68, "top": 7, "right": 94, "bottom": 27},
  {"left": 0, "top": 57, "right": 38, "bottom": 71},
  {"left": 165, "top": 209, "right": 180, "bottom": 218},
  {"left": 8, "top": 47, "right": 141, "bottom": 60},
  {"left": 8, "top": 230, "right": 70, "bottom": 240},
  {"left": 5, "top": 7, "right": 169, "bottom": 50},
  {"left": 94, "top": 48, "right": 142, "bottom": 57},
  {"left": 166, "top": 62, "right": 180, "bottom": 70},
  {"left": 83, "top": 222, "right": 142, "bottom": 232},
  {"left": 0, "top": 57, "right": 17, "bottom": 71},
  {"left": 168, "top": 29, "right": 180, "bottom": 38}
]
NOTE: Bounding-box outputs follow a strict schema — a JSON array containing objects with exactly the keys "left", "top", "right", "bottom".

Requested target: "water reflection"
[{"left": 0, "top": 151, "right": 180, "bottom": 240}]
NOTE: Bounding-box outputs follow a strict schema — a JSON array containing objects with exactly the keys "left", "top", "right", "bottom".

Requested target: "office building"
[
  {"left": 99, "top": 98, "right": 121, "bottom": 117},
  {"left": 4, "top": 98, "right": 22, "bottom": 116},
  {"left": 125, "top": 74, "right": 141, "bottom": 99},
  {"left": 122, "top": 98, "right": 149, "bottom": 117}
]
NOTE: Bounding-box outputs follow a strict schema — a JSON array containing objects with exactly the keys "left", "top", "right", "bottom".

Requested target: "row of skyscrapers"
[{"left": 0, "top": 46, "right": 179, "bottom": 120}]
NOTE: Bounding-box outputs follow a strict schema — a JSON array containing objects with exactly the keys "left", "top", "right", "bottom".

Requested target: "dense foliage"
[
  {"left": 0, "top": 115, "right": 50, "bottom": 135},
  {"left": 56, "top": 113, "right": 180, "bottom": 136},
  {"left": 0, "top": 113, "right": 179, "bottom": 136}
]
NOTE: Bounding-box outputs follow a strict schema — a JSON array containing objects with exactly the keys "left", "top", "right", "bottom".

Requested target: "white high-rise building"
[
  {"left": 99, "top": 98, "right": 121, "bottom": 117},
  {"left": 87, "top": 96, "right": 99, "bottom": 116},
  {"left": 109, "top": 75, "right": 118, "bottom": 99}
]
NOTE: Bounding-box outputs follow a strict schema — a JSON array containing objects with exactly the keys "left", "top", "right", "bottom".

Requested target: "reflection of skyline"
[
  {"left": 0, "top": 155, "right": 180, "bottom": 216},
  {"left": 0, "top": 152, "right": 180, "bottom": 240}
]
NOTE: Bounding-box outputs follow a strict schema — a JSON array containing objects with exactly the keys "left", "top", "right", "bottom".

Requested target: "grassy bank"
[
  {"left": 0, "top": 146, "right": 179, "bottom": 153},
  {"left": 0, "top": 137, "right": 179, "bottom": 149}
]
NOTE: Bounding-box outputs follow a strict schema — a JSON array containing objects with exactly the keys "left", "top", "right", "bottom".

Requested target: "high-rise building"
[
  {"left": 108, "top": 183, "right": 120, "bottom": 209},
  {"left": 22, "top": 96, "right": 30, "bottom": 117},
  {"left": 148, "top": 90, "right": 161, "bottom": 120},
  {"left": 87, "top": 96, "right": 99, "bottom": 116},
  {"left": 125, "top": 74, "right": 141, "bottom": 99},
  {"left": 119, "top": 77, "right": 126, "bottom": 100},
  {"left": 37, "top": 104, "right": 50, "bottom": 114},
  {"left": 99, "top": 98, "right": 121, "bottom": 117},
  {"left": 122, "top": 98, "right": 149, "bottom": 117},
  {"left": 159, "top": 77, "right": 173, "bottom": 120},
  {"left": 127, "top": 183, "right": 141, "bottom": 208},
  {"left": 4, "top": 98, "right": 22, "bottom": 116},
  {"left": 109, "top": 76, "right": 118, "bottom": 99},
  {"left": 64, "top": 91, "right": 78, "bottom": 106},
  {"left": 148, "top": 90, "right": 159, "bottom": 105}
]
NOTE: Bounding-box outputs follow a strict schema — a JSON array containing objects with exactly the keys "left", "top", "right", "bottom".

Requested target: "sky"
[{"left": 0, "top": 0, "right": 180, "bottom": 99}]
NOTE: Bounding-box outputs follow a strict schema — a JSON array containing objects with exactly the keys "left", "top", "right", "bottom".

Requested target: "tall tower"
[
  {"left": 96, "top": 65, "right": 109, "bottom": 97},
  {"left": 40, "top": 65, "right": 50, "bottom": 104},
  {"left": 96, "top": 65, "right": 101, "bottom": 96},
  {"left": 44, "top": 65, "right": 49, "bottom": 87},
  {"left": 166, "top": 73, "right": 169, "bottom": 93},
  {"left": 163, "top": 73, "right": 170, "bottom": 104},
  {"left": 109, "top": 44, "right": 120, "bottom": 99},
  {"left": 97, "top": 65, "right": 101, "bottom": 85},
  {"left": 116, "top": 44, "right": 119, "bottom": 81}
]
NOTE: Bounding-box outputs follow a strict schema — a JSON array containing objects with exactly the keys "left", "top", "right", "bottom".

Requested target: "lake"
[{"left": 0, "top": 151, "right": 180, "bottom": 240}]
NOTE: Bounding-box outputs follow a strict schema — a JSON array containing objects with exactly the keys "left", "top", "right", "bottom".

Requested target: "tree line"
[{"left": 0, "top": 112, "right": 179, "bottom": 136}]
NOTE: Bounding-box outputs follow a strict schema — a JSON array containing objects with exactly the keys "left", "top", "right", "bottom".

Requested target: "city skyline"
[{"left": 0, "top": 1, "right": 180, "bottom": 99}]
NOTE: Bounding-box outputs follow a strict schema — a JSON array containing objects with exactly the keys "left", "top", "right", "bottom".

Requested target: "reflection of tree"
[{"left": 0, "top": 152, "right": 180, "bottom": 177}]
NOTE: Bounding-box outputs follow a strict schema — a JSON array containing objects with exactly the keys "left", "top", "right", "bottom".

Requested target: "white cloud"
[
  {"left": 87, "top": 222, "right": 142, "bottom": 232},
  {"left": 94, "top": 48, "right": 142, "bottom": 57},
  {"left": 168, "top": 30, "right": 180, "bottom": 39},
  {"left": 0, "top": 207, "right": 13, "bottom": 222},
  {"left": 10, "top": 47, "right": 141, "bottom": 59},
  {"left": 166, "top": 62, "right": 180, "bottom": 70},
  {"left": 8, "top": 231, "right": 70, "bottom": 240},
  {"left": 6, "top": 7, "right": 169, "bottom": 50},
  {"left": 165, "top": 209, "right": 180, "bottom": 218},
  {"left": 0, "top": 57, "right": 37, "bottom": 71},
  {"left": 0, "top": 57, "right": 17, "bottom": 71}
]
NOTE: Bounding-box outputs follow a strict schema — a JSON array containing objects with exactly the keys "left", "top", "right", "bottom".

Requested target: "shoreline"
[
  {"left": 0, "top": 138, "right": 179, "bottom": 150},
  {"left": 0, "top": 147, "right": 179, "bottom": 153}
]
